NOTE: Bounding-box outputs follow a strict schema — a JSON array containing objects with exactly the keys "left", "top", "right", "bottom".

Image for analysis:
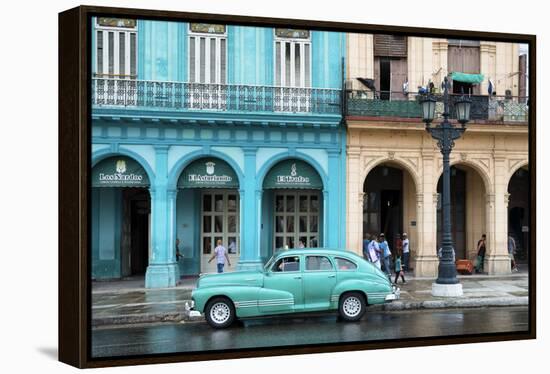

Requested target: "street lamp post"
[{"left": 421, "top": 76, "right": 471, "bottom": 297}]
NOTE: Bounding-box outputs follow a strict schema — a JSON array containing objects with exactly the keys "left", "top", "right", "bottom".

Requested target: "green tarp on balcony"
[{"left": 450, "top": 72, "right": 485, "bottom": 84}]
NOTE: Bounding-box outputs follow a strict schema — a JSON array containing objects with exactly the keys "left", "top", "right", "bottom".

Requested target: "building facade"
[
  {"left": 90, "top": 18, "right": 347, "bottom": 287},
  {"left": 345, "top": 34, "right": 529, "bottom": 276}
]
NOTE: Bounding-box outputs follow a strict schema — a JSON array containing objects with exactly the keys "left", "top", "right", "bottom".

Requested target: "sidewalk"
[{"left": 91, "top": 270, "right": 529, "bottom": 327}]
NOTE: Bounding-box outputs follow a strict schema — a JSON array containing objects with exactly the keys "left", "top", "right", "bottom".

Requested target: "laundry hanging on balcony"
[{"left": 450, "top": 72, "right": 485, "bottom": 84}]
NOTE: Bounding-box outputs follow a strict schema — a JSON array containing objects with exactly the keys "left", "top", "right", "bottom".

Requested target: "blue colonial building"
[{"left": 91, "top": 18, "right": 346, "bottom": 288}]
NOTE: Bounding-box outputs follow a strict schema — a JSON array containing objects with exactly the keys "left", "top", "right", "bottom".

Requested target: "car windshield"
[{"left": 263, "top": 255, "right": 276, "bottom": 272}]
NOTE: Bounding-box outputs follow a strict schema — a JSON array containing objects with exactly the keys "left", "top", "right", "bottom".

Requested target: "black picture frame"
[{"left": 59, "top": 5, "right": 536, "bottom": 368}]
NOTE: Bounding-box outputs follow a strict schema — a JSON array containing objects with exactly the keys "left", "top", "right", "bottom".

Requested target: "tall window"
[
  {"left": 188, "top": 24, "right": 227, "bottom": 84},
  {"left": 274, "top": 191, "right": 320, "bottom": 250},
  {"left": 95, "top": 18, "right": 137, "bottom": 79},
  {"left": 274, "top": 29, "right": 311, "bottom": 87}
]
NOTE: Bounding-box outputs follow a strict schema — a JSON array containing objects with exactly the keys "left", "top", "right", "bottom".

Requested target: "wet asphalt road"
[{"left": 91, "top": 307, "right": 528, "bottom": 358}]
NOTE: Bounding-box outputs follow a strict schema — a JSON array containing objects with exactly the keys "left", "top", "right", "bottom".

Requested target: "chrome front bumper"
[
  {"left": 184, "top": 300, "right": 202, "bottom": 317},
  {"left": 385, "top": 286, "right": 401, "bottom": 302}
]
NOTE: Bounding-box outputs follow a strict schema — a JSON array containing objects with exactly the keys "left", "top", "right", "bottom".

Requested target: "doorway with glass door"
[
  {"left": 262, "top": 158, "right": 324, "bottom": 256},
  {"left": 201, "top": 190, "right": 240, "bottom": 273},
  {"left": 273, "top": 191, "right": 321, "bottom": 250},
  {"left": 176, "top": 157, "right": 240, "bottom": 275}
]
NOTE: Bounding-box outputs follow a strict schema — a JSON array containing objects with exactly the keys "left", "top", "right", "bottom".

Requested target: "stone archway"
[
  {"left": 507, "top": 164, "right": 529, "bottom": 264},
  {"left": 91, "top": 155, "right": 152, "bottom": 280},
  {"left": 347, "top": 153, "right": 423, "bottom": 258},
  {"left": 363, "top": 163, "right": 418, "bottom": 245},
  {"left": 435, "top": 163, "right": 488, "bottom": 262},
  {"left": 361, "top": 159, "right": 421, "bottom": 271}
]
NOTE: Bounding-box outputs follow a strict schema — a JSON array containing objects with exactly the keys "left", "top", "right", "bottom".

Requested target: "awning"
[
  {"left": 263, "top": 160, "right": 323, "bottom": 190},
  {"left": 92, "top": 156, "right": 150, "bottom": 187},
  {"left": 450, "top": 72, "right": 485, "bottom": 84},
  {"left": 178, "top": 158, "right": 239, "bottom": 189}
]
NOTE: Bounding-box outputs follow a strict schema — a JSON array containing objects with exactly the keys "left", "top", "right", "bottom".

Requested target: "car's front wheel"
[
  {"left": 205, "top": 297, "right": 236, "bottom": 328},
  {"left": 338, "top": 292, "right": 366, "bottom": 321}
]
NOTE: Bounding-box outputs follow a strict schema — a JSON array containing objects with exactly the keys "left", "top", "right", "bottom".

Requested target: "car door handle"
[
  {"left": 328, "top": 275, "right": 336, "bottom": 278},
  {"left": 294, "top": 276, "right": 302, "bottom": 279}
]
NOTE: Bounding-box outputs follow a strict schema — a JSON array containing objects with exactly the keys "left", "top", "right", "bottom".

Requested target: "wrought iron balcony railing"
[
  {"left": 346, "top": 90, "right": 529, "bottom": 123},
  {"left": 92, "top": 78, "right": 342, "bottom": 115}
]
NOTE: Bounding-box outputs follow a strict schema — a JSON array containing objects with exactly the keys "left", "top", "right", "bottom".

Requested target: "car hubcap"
[
  {"left": 343, "top": 296, "right": 362, "bottom": 317},
  {"left": 210, "top": 302, "right": 230, "bottom": 324}
]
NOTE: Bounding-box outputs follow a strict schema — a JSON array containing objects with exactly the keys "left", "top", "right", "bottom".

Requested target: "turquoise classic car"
[{"left": 189, "top": 248, "right": 400, "bottom": 328}]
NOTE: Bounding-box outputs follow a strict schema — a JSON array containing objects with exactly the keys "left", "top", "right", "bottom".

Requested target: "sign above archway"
[
  {"left": 178, "top": 158, "right": 239, "bottom": 189},
  {"left": 263, "top": 159, "right": 323, "bottom": 190},
  {"left": 92, "top": 156, "right": 150, "bottom": 187}
]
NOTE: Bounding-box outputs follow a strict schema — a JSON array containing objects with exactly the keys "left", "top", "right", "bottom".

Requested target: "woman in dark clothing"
[{"left": 475, "top": 234, "right": 487, "bottom": 273}]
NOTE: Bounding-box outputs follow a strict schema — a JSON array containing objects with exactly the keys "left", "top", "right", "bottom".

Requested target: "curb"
[
  {"left": 92, "top": 297, "right": 528, "bottom": 327},
  {"left": 92, "top": 310, "right": 204, "bottom": 327},
  {"left": 379, "top": 296, "right": 529, "bottom": 311}
]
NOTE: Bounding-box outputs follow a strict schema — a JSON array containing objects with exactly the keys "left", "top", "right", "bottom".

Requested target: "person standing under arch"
[
  {"left": 475, "top": 234, "right": 487, "bottom": 274},
  {"left": 508, "top": 234, "right": 519, "bottom": 272},
  {"left": 208, "top": 239, "right": 231, "bottom": 273},
  {"left": 402, "top": 233, "right": 410, "bottom": 272}
]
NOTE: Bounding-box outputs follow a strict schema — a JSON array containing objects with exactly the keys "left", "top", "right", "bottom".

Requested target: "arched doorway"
[
  {"left": 175, "top": 157, "right": 240, "bottom": 274},
  {"left": 436, "top": 164, "right": 487, "bottom": 261},
  {"left": 91, "top": 156, "right": 151, "bottom": 280},
  {"left": 363, "top": 163, "right": 418, "bottom": 260},
  {"left": 508, "top": 166, "right": 529, "bottom": 264},
  {"left": 261, "top": 159, "right": 324, "bottom": 257}
]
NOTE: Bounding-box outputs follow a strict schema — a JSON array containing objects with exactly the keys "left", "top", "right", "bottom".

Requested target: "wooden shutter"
[
  {"left": 448, "top": 46, "right": 480, "bottom": 74},
  {"left": 373, "top": 57, "right": 381, "bottom": 92},
  {"left": 374, "top": 35, "right": 407, "bottom": 57},
  {"left": 519, "top": 54, "right": 527, "bottom": 99},
  {"left": 390, "top": 58, "right": 407, "bottom": 100}
]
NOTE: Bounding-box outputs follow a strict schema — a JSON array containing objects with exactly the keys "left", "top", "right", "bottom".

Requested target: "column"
[
  {"left": 145, "top": 146, "right": 179, "bottom": 288},
  {"left": 237, "top": 147, "right": 263, "bottom": 271},
  {"left": 486, "top": 156, "right": 511, "bottom": 274},
  {"left": 346, "top": 147, "right": 362, "bottom": 252},
  {"left": 414, "top": 193, "right": 424, "bottom": 260},
  {"left": 414, "top": 152, "right": 439, "bottom": 277},
  {"left": 326, "top": 148, "right": 342, "bottom": 248}
]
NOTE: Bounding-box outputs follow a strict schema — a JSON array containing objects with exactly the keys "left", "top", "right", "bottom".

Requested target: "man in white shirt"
[
  {"left": 208, "top": 239, "right": 231, "bottom": 273},
  {"left": 402, "top": 233, "right": 410, "bottom": 271},
  {"left": 367, "top": 236, "right": 381, "bottom": 270}
]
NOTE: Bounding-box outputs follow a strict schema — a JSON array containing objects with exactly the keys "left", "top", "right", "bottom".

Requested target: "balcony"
[
  {"left": 92, "top": 78, "right": 342, "bottom": 116},
  {"left": 346, "top": 91, "right": 529, "bottom": 123}
]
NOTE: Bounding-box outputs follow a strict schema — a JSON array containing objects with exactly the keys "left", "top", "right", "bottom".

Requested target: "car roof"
[{"left": 274, "top": 248, "right": 361, "bottom": 258}]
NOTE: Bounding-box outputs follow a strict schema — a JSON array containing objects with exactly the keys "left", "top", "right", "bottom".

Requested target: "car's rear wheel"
[
  {"left": 205, "top": 297, "right": 236, "bottom": 329},
  {"left": 338, "top": 292, "right": 366, "bottom": 321}
]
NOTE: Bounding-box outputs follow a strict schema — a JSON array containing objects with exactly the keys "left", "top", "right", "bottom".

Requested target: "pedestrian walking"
[
  {"left": 402, "top": 233, "right": 410, "bottom": 271},
  {"left": 362, "top": 233, "right": 371, "bottom": 261},
  {"left": 395, "top": 233, "right": 402, "bottom": 250},
  {"left": 367, "top": 235, "right": 381, "bottom": 270},
  {"left": 208, "top": 239, "right": 231, "bottom": 273},
  {"left": 394, "top": 250, "right": 406, "bottom": 284},
  {"left": 379, "top": 233, "right": 392, "bottom": 279},
  {"left": 508, "top": 235, "right": 519, "bottom": 272},
  {"left": 475, "top": 234, "right": 487, "bottom": 273},
  {"left": 175, "top": 238, "right": 183, "bottom": 262}
]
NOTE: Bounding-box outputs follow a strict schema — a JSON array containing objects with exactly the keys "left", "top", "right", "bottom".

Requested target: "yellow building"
[{"left": 345, "top": 34, "right": 529, "bottom": 276}]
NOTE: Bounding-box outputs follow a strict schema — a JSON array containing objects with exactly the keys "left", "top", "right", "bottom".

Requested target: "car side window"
[
  {"left": 335, "top": 257, "right": 357, "bottom": 271},
  {"left": 271, "top": 256, "right": 301, "bottom": 272},
  {"left": 305, "top": 256, "right": 334, "bottom": 271}
]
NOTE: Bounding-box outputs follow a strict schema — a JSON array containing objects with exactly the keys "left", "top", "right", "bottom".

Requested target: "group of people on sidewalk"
[
  {"left": 363, "top": 232, "right": 409, "bottom": 284},
  {"left": 472, "top": 233, "right": 519, "bottom": 274}
]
